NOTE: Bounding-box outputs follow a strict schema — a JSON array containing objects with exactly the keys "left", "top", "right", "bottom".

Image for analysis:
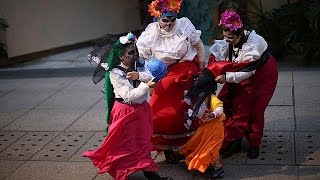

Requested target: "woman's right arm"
[
  {"left": 207, "top": 54, "right": 254, "bottom": 84},
  {"left": 110, "top": 70, "right": 150, "bottom": 103},
  {"left": 193, "top": 39, "right": 205, "bottom": 69},
  {"left": 136, "top": 23, "right": 159, "bottom": 59}
]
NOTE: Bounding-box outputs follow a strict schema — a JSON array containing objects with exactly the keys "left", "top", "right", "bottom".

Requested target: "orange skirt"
[{"left": 179, "top": 115, "right": 225, "bottom": 173}]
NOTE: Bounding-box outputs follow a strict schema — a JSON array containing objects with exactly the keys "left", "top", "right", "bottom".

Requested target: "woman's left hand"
[
  {"left": 202, "top": 112, "right": 215, "bottom": 122},
  {"left": 215, "top": 75, "right": 226, "bottom": 84},
  {"left": 127, "top": 71, "right": 139, "bottom": 80}
]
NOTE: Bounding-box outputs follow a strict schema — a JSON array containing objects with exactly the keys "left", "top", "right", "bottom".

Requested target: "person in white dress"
[{"left": 136, "top": 0, "right": 205, "bottom": 163}]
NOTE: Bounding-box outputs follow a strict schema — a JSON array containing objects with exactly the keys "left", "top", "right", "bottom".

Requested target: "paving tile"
[
  {"left": 31, "top": 132, "right": 94, "bottom": 161},
  {"left": 221, "top": 138, "right": 249, "bottom": 165},
  {"left": 69, "top": 132, "right": 106, "bottom": 162},
  {"left": 65, "top": 99, "right": 106, "bottom": 132},
  {"left": 247, "top": 132, "right": 295, "bottom": 165},
  {"left": 295, "top": 132, "right": 320, "bottom": 165},
  {"left": 277, "top": 72, "right": 293, "bottom": 87},
  {"left": 158, "top": 163, "right": 195, "bottom": 180},
  {"left": 293, "top": 71, "right": 320, "bottom": 87},
  {"left": 223, "top": 151, "right": 247, "bottom": 165},
  {"left": 269, "top": 86, "right": 293, "bottom": 106},
  {"left": 0, "top": 91, "right": 57, "bottom": 110},
  {"left": 2, "top": 109, "right": 85, "bottom": 131},
  {"left": 0, "top": 79, "right": 28, "bottom": 97},
  {"left": 21, "top": 77, "right": 74, "bottom": 90},
  {"left": 211, "top": 165, "right": 299, "bottom": 180},
  {"left": 64, "top": 77, "right": 104, "bottom": 91},
  {"left": 0, "top": 132, "right": 59, "bottom": 160},
  {"left": 44, "top": 47, "right": 92, "bottom": 61},
  {"left": 0, "top": 109, "right": 28, "bottom": 130},
  {"left": 298, "top": 166, "right": 320, "bottom": 180},
  {"left": 93, "top": 173, "right": 116, "bottom": 180},
  {"left": 3, "top": 161, "right": 97, "bottom": 180},
  {"left": 0, "top": 131, "right": 26, "bottom": 152},
  {"left": 34, "top": 89, "right": 102, "bottom": 110},
  {"left": 294, "top": 86, "right": 320, "bottom": 106},
  {"left": 295, "top": 106, "right": 320, "bottom": 132},
  {"left": 0, "top": 160, "right": 26, "bottom": 180},
  {"left": 12, "top": 58, "right": 60, "bottom": 69},
  {"left": 264, "top": 106, "right": 295, "bottom": 131},
  {"left": 0, "top": 78, "right": 72, "bottom": 110}
]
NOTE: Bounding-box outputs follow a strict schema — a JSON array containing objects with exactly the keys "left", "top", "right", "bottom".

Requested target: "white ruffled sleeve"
[
  {"left": 110, "top": 69, "right": 150, "bottom": 104},
  {"left": 136, "top": 23, "right": 160, "bottom": 59},
  {"left": 235, "top": 30, "right": 268, "bottom": 62},
  {"left": 178, "top": 17, "right": 201, "bottom": 45},
  {"left": 226, "top": 71, "right": 254, "bottom": 83},
  {"left": 208, "top": 40, "right": 229, "bottom": 61},
  {"left": 226, "top": 31, "right": 268, "bottom": 83}
]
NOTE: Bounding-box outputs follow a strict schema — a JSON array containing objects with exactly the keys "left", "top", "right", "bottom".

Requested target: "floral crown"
[
  {"left": 219, "top": 9, "right": 243, "bottom": 31},
  {"left": 119, "top": 32, "right": 137, "bottom": 44},
  {"left": 148, "top": 0, "right": 183, "bottom": 18}
]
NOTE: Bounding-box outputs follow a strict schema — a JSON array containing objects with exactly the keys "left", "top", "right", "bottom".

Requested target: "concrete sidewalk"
[{"left": 0, "top": 47, "right": 319, "bottom": 180}]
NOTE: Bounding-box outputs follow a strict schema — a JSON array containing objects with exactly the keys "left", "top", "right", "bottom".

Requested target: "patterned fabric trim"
[{"left": 152, "top": 131, "right": 196, "bottom": 139}]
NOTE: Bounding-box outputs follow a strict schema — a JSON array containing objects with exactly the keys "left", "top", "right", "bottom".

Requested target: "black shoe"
[
  {"left": 220, "top": 138, "right": 242, "bottom": 159},
  {"left": 247, "top": 147, "right": 259, "bottom": 159},
  {"left": 163, "top": 150, "right": 180, "bottom": 164},
  {"left": 173, "top": 150, "right": 185, "bottom": 161},
  {"left": 206, "top": 167, "right": 224, "bottom": 179},
  {"left": 128, "top": 171, "right": 148, "bottom": 180}
]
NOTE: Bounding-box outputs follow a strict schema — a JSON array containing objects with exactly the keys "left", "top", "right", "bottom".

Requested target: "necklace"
[{"left": 232, "top": 46, "right": 240, "bottom": 58}]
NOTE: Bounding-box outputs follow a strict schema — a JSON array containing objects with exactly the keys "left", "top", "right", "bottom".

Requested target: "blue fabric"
[
  {"left": 146, "top": 59, "right": 167, "bottom": 82},
  {"left": 161, "top": 12, "right": 178, "bottom": 18},
  {"left": 153, "top": 17, "right": 158, "bottom": 22}
]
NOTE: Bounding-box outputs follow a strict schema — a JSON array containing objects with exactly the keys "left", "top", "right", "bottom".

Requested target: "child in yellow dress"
[{"left": 179, "top": 81, "right": 225, "bottom": 178}]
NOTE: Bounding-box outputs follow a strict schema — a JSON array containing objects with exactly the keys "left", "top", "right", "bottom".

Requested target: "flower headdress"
[
  {"left": 219, "top": 9, "right": 243, "bottom": 31},
  {"left": 119, "top": 32, "right": 137, "bottom": 44},
  {"left": 148, "top": 0, "right": 183, "bottom": 18}
]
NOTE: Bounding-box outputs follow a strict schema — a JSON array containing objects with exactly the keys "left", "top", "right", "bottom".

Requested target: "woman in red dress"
[
  {"left": 206, "top": 9, "right": 278, "bottom": 159},
  {"left": 136, "top": 0, "right": 205, "bottom": 163},
  {"left": 83, "top": 32, "right": 172, "bottom": 180}
]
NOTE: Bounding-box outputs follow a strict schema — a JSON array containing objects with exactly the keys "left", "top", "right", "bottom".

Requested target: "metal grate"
[
  {"left": 0, "top": 132, "right": 58, "bottom": 160},
  {"left": 69, "top": 132, "right": 106, "bottom": 162},
  {"left": 296, "top": 132, "right": 320, "bottom": 165},
  {"left": 247, "top": 132, "right": 295, "bottom": 165},
  {"left": 30, "top": 132, "right": 94, "bottom": 161},
  {"left": 0, "top": 132, "right": 26, "bottom": 152}
]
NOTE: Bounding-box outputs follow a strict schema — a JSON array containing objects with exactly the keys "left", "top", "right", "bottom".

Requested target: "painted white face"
[
  {"left": 222, "top": 30, "right": 242, "bottom": 46},
  {"left": 119, "top": 44, "right": 138, "bottom": 67},
  {"left": 159, "top": 16, "right": 176, "bottom": 32}
]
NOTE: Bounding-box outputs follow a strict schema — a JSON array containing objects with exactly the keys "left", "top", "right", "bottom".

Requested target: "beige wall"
[{"left": 0, "top": 0, "right": 141, "bottom": 58}]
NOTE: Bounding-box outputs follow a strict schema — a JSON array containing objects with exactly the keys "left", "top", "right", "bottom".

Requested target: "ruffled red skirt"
[
  {"left": 83, "top": 101, "right": 158, "bottom": 180},
  {"left": 150, "top": 59, "right": 200, "bottom": 150}
]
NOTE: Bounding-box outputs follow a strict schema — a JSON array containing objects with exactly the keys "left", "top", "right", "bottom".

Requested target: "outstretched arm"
[{"left": 194, "top": 39, "right": 205, "bottom": 69}]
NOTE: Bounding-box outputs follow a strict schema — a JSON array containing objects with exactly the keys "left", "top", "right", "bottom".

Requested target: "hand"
[
  {"left": 146, "top": 79, "right": 156, "bottom": 88},
  {"left": 201, "top": 111, "right": 216, "bottom": 122},
  {"left": 215, "top": 75, "right": 226, "bottom": 84},
  {"left": 201, "top": 112, "right": 210, "bottom": 122},
  {"left": 127, "top": 71, "right": 139, "bottom": 80},
  {"left": 208, "top": 112, "right": 216, "bottom": 119}
]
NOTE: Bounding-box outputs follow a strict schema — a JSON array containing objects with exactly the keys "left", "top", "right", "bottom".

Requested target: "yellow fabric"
[{"left": 179, "top": 94, "right": 225, "bottom": 173}]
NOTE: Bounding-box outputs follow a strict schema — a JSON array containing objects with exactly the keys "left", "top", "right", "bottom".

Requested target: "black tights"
[{"left": 128, "top": 171, "right": 164, "bottom": 180}]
